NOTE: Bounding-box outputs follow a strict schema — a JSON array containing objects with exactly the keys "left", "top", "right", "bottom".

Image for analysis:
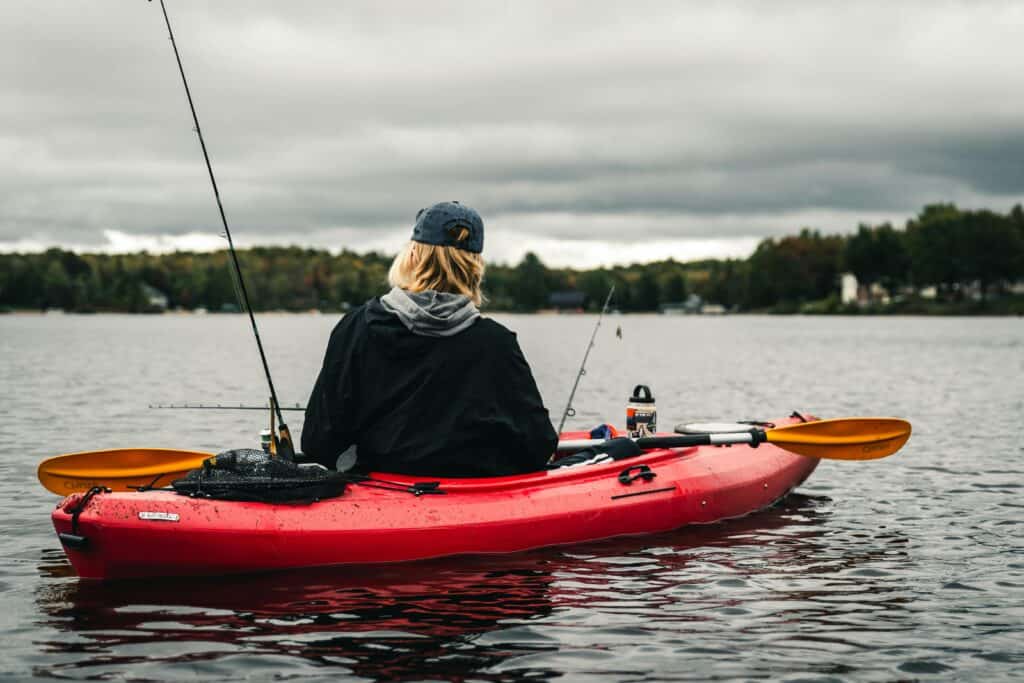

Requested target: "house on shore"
[
  {"left": 548, "top": 291, "right": 587, "bottom": 312},
  {"left": 140, "top": 284, "right": 168, "bottom": 312},
  {"left": 838, "top": 272, "right": 892, "bottom": 306},
  {"left": 660, "top": 294, "right": 725, "bottom": 314}
]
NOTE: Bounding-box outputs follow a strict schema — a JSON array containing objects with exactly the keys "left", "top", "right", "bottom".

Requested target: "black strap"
[
  {"left": 345, "top": 474, "right": 446, "bottom": 496},
  {"left": 68, "top": 486, "right": 110, "bottom": 535},
  {"left": 128, "top": 473, "right": 168, "bottom": 492}
]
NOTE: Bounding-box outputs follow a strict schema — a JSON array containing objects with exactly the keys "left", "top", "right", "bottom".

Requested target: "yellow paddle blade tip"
[
  {"left": 37, "top": 447, "right": 213, "bottom": 496},
  {"left": 767, "top": 417, "right": 911, "bottom": 460}
]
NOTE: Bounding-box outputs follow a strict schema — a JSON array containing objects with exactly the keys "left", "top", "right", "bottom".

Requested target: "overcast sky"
[{"left": 3, "top": 1, "right": 1023, "bottom": 267}]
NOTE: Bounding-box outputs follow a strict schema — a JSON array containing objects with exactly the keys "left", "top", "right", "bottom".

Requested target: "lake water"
[{"left": 1, "top": 313, "right": 1022, "bottom": 681}]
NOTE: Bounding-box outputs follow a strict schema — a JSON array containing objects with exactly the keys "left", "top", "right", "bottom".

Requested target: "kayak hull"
[{"left": 52, "top": 416, "right": 819, "bottom": 580}]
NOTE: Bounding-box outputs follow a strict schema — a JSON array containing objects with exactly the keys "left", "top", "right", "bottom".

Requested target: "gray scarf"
[{"left": 379, "top": 287, "right": 480, "bottom": 337}]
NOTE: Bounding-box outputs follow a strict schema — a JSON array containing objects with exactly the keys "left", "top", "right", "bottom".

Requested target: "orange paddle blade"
[
  {"left": 766, "top": 417, "right": 911, "bottom": 460},
  {"left": 37, "top": 448, "right": 212, "bottom": 495}
]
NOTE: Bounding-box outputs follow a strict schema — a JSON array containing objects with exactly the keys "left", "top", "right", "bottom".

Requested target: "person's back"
[{"left": 301, "top": 201, "right": 557, "bottom": 476}]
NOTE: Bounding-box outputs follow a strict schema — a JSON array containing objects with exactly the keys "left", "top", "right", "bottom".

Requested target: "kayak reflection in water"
[{"left": 302, "top": 201, "right": 558, "bottom": 477}]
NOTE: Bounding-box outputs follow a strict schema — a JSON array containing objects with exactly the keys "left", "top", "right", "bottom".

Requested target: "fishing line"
[
  {"left": 557, "top": 285, "right": 615, "bottom": 434},
  {"left": 154, "top": 0, "right": 296, "bottom": 458}
]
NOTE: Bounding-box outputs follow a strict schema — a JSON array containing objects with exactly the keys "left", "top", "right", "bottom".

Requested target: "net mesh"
[{"left": 172, "top": 449, "right": 347, "bottom": 503}]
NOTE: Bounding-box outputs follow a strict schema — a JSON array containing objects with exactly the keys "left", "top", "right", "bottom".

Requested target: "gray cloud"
[{"left": 3, "top": 1, "right": 1023, "bottom": 265}]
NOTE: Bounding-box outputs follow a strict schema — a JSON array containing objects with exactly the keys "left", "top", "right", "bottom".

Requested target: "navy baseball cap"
[{"left": 411, "top": 201, "right": 484, "bottom": 253}]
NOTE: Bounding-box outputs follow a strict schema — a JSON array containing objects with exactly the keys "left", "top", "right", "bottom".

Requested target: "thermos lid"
[{"left": 629, "top": 384, "right": 655, "bottom": 403}]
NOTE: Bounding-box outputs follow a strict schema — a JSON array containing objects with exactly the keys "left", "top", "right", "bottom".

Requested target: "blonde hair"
[{"left": 388, "top": 230, "right": 486, "bottom": 305}]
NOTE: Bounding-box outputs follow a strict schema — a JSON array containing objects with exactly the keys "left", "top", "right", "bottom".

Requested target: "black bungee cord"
[{"left": 153, "top": 0, "right": 296, "bottom": 459}]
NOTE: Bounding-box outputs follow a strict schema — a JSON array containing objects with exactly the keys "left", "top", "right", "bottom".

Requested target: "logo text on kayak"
[{"left": 138, "top": 511, "right": 180, "bottom": 522}]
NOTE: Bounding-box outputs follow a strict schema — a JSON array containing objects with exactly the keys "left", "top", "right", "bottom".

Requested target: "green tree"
[
  {"left": 844, "top": 223, "right": 910, "bottom": 298},
  {"left": 906, "top": 204, "right": 966, "bottom": 293},
  {"left": 703, "top": 259, "right": 747, "bottom": 307},
  {"left": 960, "top": 210, "right": 1024, "bottom": 298},
  {"left": 663, "top": 272, "right": 687, "bottom": 302},
  {"left": 42, "top": 260, "right": 72, "bottom": 309},
  {"left": 746, "top": 229, "right": 843, "bottom": 308},
  {"left": 577, "top": 269, "right": 613, "bottom": 311},
  {"left": 512, "top": 252, "right": 550, "bottom": 310},
  {"left": 1010, "top": 204, "right": 1024, "bottom": 235},
  {"left": 635, "top": 270, "right": 661, "bottom": 311}
]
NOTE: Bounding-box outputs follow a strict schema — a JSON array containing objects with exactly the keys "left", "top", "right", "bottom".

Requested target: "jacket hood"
[{"left": 378, "top": 287, "right": 480, "bottom": 338}]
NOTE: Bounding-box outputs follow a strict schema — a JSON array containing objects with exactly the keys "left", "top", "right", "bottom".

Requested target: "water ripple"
[{"left": 1, "top": 314, "right": 1022, "bottom": 680}]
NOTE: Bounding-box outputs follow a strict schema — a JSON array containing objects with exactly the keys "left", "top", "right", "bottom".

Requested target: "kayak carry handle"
[{"left": 618, "top": 464, "right": 657, "bottom": 485}]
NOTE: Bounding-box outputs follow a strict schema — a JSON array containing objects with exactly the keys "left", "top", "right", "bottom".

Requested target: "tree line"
[{"left": 2, "top": 203, "right": 1023, "bottom": 314}]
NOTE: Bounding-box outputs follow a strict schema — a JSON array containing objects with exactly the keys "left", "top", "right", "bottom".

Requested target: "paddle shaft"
[
  {"left": 556, "top": 417, "right": 911, "bottom": 461},
  {"left": 556, "top": 431, "right": 760, "bottom": 453}
]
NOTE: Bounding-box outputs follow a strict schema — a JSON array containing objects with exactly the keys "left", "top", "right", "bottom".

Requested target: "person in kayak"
[{"left": 302, "top": 201, "right": 558, "bottom": 477}]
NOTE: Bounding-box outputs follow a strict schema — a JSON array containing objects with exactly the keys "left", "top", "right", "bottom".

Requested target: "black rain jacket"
[{"left": 301, "top": 299, "right": 558, "bottom": 477}]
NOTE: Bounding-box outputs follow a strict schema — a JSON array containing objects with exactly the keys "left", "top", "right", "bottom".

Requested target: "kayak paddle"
[
  {"left": 37, "top": 448, "right": 213, "bottom": 495},
  {"left": 555, "top": 417, "right": 911, "bottom": 460},
  {"left": 36, "top": 418, "right": 910, "bottom": 496}
]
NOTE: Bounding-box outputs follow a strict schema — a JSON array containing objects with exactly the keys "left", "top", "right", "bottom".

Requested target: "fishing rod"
[
  {"left": 150, "top": 403, "right": 306, "bottom": 412},
  {"left": 557, "top": 285, "right": 615, "bottom": 434},
  {"left": 154, "top": 0, "right": 296, "bottom": 459}
]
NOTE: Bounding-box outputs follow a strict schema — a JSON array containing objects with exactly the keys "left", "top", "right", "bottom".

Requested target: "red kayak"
[{"left": 52, "top": 415, "right": 819, "bottom": 580}]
